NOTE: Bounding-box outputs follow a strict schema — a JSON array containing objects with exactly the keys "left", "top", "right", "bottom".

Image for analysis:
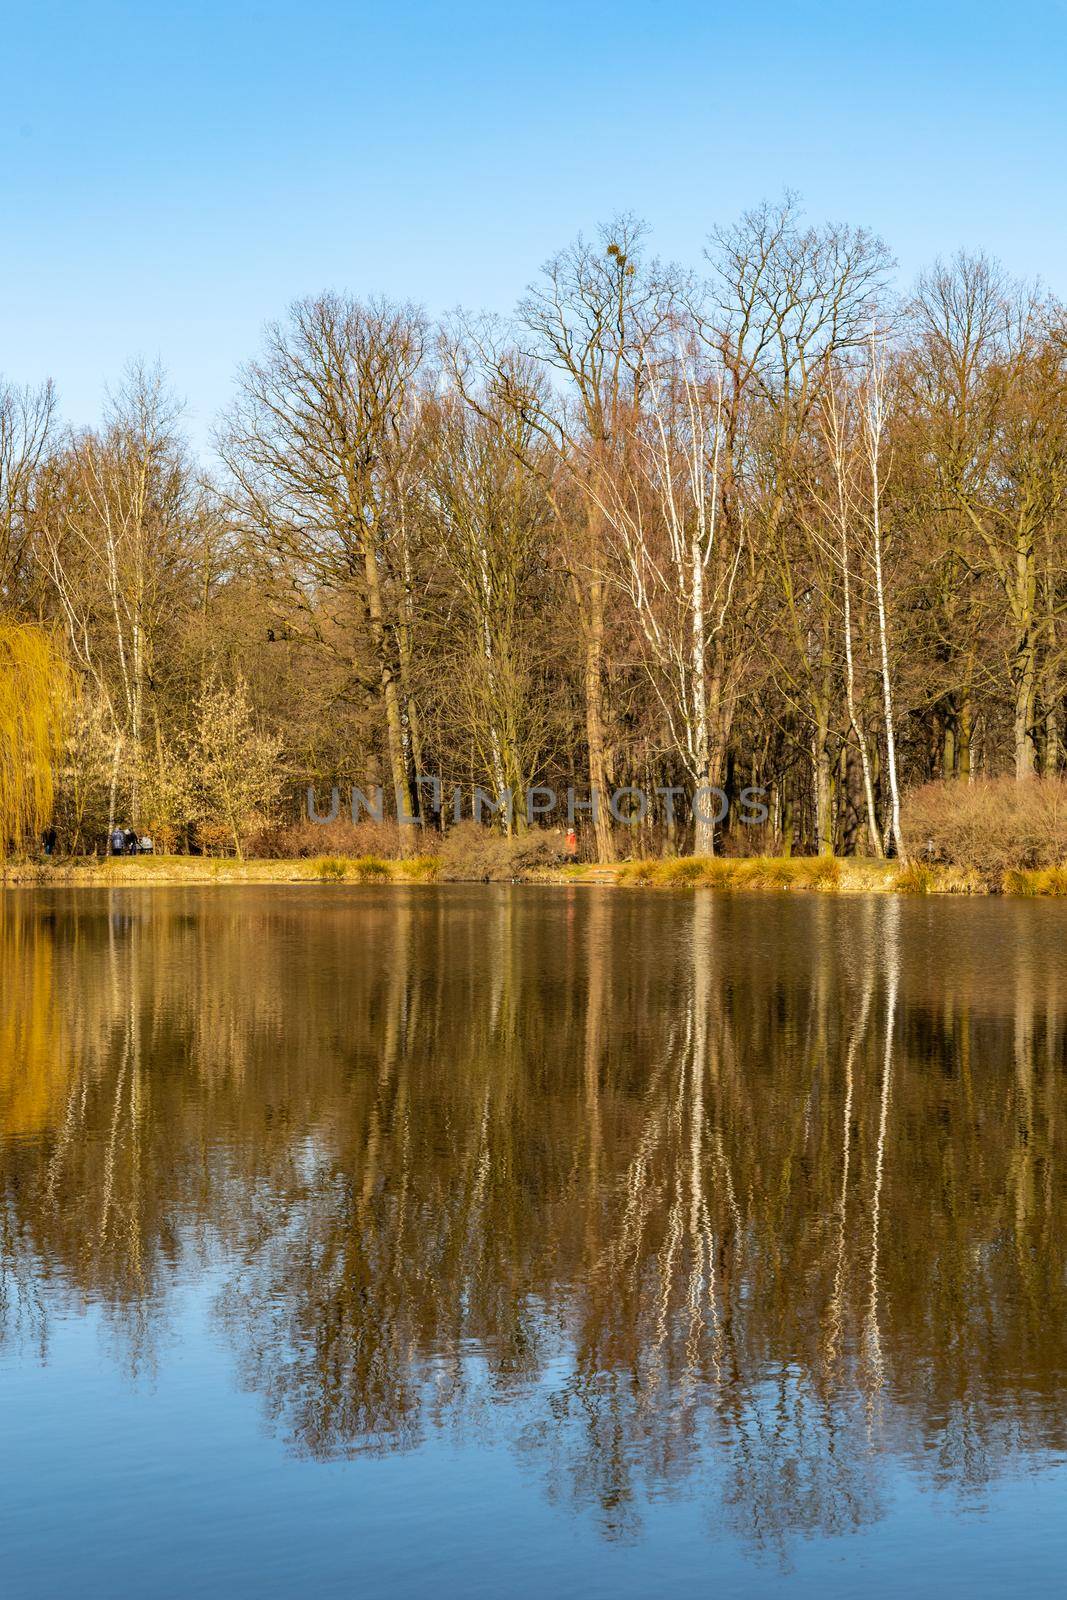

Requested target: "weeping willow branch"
[{"left": 0, "top": 622, "right": 70, "bottom": 858}]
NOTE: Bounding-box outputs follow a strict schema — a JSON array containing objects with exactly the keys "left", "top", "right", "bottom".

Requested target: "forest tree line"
[{"left": 2, "top": 197, "right": 1066, "bottom": 860}]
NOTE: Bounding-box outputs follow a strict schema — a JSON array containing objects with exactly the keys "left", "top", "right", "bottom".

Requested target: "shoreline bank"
[{"left": 3, "top": 854, "right": 1067, "bottom": 896}]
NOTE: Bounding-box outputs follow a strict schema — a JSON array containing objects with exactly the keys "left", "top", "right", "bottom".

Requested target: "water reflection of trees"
[{"left": 1, "top": 887, "right": 1065, "bottom": 1545}]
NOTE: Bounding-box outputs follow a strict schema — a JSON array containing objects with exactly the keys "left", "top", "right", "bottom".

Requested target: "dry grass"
[
  {"left": 616, "top": 855, "right": 842, "bottom": 891},
  {"left": 893, "top": 862, "right": 937, "bottom": 895},
  {"left": 313, "top": 855, "right": 348, "bottom": 882},
  {"left": 402, "top": 855, "right": 442, "bottom": 883},
  {"left": 1002, "top": 865, "right": 1067, "bottom": 897},
  {"left": 2, "top": 854, "right": 441, "bottom": 887},
  {"left": 7, "top": 848, "right": 1066, "bottom": 898}
]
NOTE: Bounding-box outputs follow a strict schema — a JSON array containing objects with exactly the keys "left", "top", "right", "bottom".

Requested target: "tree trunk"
[
  {"left": 781, "top": 794, "right": 794, "bottom": 858},
  {"left": 693, "top": 774, "right": 716, "bottom": 856},
  {"left": 107, "top": 733, "right": 122, "bottom": 841},
  {"left": 1013, "top": 625, "right": 1038, "bottom": 781},
  {"left": 362, "top": 543, "right": 413, "bottom": 843},
  {"left": 584, "top": 578, "right": 615, "bottom": 863},
  {"left": 813, "top": 717, "right": 834, "bottom": 857},
  {"left": 837, "top": 478, "right": 882, "bottom": 856},
  {"left": 871, "top": 475, "right": 906, "bottom": 860},
  {"left": 941, "top": 709, "right": 956, "bottom": 780},
  {"left": 1010, "top": 514, "right": 1040, "bottom": 781},
  {"left": 959, "top": 691, "right": 974, "bottom": 783},
  {"left": 1045, "top": 702, "right": 1061, "bottom": 777}
]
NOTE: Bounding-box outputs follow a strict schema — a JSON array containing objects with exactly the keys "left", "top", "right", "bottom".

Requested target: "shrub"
[
  {"left": 936, "top": 866, "right": 985, "bottom": 894},
  {"left": 618, "top": 859, "right": 661, "bottom": 885},
  {"left": 250, "top": 817, "right": 412, "bottom": 859},
  {"left": 903, "top": 778, "right": 1067, "bottom": 879},
  {"left": 349, "top": 855, "right": 391, "bottom": 883},
  {"left": 439, "top": 822, "right": 567, "bottom": 882},
  {"left": 243, "top": 822, "right": 291, "bottom": 858},
  {"left": 736, "top": 855, "right": 840, "bottom": 890},
  {"left": 400, "top": 855, "right": 441, "bottom": 883},
  {"left": 742, "top": 857, "right": 793, "bottom": 887},
  {"left": 314, "top": 856, "right": 348, "bottom": 882},
  {"left": 781, "top": 855, "right": 840, "bottom": 889},
  {"left": 189, "top": 679, "right": 284, "bottom": 858},
  {"left": 197, "top": 821, "right": 234, "bottom": 857},
  {"left": 658, "top": 858, "right": 709, "bottom": 886},
  {"left": 895, "top": 861, "right": 936, "bottom": 895}
]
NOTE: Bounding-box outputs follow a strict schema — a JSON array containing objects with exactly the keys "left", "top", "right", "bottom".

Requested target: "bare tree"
[
  {"left": 592, "top": 332, "right": 744, "bottom": 854},
  {"left": 513, "top": 217, "right": 683, "bottom": 859},
  {"left": 0, "top": 377, "right": 55, "bottom": 605},
  {"left": 703, "top": 197, "right": 893, "bottom": 852},
  {"left": 910, "top": 255, "right": 1067, "bottom": 781},
  {"left": 220, "top": 294, "right": 428, "bottom": 831},
  {"left": 425, "top": 389, "right": 556, "bottom": 827},
  {"left": 37, "top": 364, "right": 198, "bottom": 832},
  {"left": 862, "top": 340, "right": 907, "bottom": 860}
]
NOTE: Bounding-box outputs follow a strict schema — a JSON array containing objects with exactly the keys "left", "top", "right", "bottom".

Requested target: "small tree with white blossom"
[{"left": 190, "top": 679, "right": 284, "bottom": 859}]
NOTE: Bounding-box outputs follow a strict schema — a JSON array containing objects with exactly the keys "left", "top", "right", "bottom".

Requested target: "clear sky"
[{"left": 2, "top": 0, "right": 1065, "bottom": 447}]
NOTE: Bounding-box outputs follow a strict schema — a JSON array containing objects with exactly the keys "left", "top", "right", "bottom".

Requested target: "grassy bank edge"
[
  {"left": 607, "top": 856, "right": 1066, "bottom": 896},
  {"left": 0, "top": 854, "right": 441, "bottom": 887},
  {"left": 4, "top": 853, "right": 1067, "bottom": 896}
]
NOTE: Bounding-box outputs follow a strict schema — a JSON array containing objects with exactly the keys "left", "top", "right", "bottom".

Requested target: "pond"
[{"left": 1, "top": 886, "right": 1065, "bottom": 1597}]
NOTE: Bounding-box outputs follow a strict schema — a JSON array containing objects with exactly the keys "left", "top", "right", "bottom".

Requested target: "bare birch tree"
[
  {"left": 862, "top": 339, "right": 907, "bottom": 860},
  {"left": 592, "top": 334, "right": 744, "bottom": 854},
  {"left": 821, "top": 373, "right": 882, "bottom": 853},
  {"left": 705, "top": 198, "right": 893, "bottom": 850}
]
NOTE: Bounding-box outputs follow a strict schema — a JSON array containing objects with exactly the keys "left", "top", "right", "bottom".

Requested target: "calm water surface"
[{"left": 1, "top": 886, "right": 1065, "bottom": 1597}]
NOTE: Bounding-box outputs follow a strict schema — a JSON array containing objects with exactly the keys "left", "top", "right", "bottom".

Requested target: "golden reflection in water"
[{"left": 0, "top": 886, "right": 1065, "bottom": 1547}]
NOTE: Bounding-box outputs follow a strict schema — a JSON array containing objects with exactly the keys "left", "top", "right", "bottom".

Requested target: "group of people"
[{"left": 110, "top": 828, "right": 153, "bottom": 856}]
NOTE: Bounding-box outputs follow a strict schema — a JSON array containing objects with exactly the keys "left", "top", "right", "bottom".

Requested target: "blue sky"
[{"left": 2, "top": 0, "right": 1065, "bottom": 447}]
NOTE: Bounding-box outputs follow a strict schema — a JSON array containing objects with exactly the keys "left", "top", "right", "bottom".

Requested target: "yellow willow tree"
[{"left": 0, "top": 622, "right": 70, "bottom": 858}]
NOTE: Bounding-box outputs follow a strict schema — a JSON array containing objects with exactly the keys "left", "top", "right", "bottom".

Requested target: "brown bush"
[
  {"left": 438, "top": 822, "right": 567, "bottom": 882},
  {"left": 197, "top": 821, "right": 234, "bottom": 857},
  {"left": 903, "top": 778, "right": 1067, "bottom": 879},
  {"left": 246, "top": 817, "right": 414, "bottom": 859}
]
